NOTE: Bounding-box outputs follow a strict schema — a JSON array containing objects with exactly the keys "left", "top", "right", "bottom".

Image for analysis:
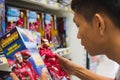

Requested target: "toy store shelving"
[
  {"left": 6, "top": 0, "right": 71, "bottom": 15},
  {"left": 0, "top": 0, "right": 72, "bottom": 72},
  {"left": 5, "top": 0, "right": 71, "bottom": 56}
]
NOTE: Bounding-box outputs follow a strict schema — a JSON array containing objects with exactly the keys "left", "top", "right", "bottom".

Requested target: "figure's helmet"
[
  {"left": 41, "top": 38, "right": 50, "bottom": 48},
  {"left": 14, "top": 52, "right": 23, "bottom": 63}
]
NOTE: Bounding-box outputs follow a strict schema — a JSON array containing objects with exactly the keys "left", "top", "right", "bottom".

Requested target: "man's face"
[{"left": 74, "top": 13, "right": 102, "bottom": 56}]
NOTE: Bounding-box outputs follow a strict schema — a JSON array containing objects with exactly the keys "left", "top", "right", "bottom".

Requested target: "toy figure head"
[
  {"left": 41, "top": 38, "right": 50, "bottom": 48},
  {"left": 20, "top": 12, "right": 24, "bottom": 18},
  {"left": 14, "top": 52, "right": 23, "bottom": 63}
]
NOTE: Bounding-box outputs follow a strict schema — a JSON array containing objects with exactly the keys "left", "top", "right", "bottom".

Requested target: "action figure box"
[
  {"left": 0, "top": 27, "right": 52, "bottom": 80},
  {"left": 6, "top": 6, "right": 27, "bottom": 32},
  {"left": 43, "top": 13, "right": 54, "bottom": 42},
  {"left": 27, "top": 10, "right": 44, "bottom": 37},
  {"left": 0, "top": 0, "right": 5, "bottom": 37},
  {"left": 43, "top": 13, "right": 59, "bottom": 50},
  {"left": 27, "top": 10, "right": 39, "bottom": 32}
]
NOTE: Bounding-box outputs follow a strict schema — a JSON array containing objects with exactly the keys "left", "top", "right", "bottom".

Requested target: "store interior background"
[{"left": 0, "top": 0, "right": 119, "bottom": 80}]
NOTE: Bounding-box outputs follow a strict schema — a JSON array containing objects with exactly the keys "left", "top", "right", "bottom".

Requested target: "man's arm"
[
  {"left": 56, "top": 54, "right": 114, "bottom": 80},
  {"left": 74, "top": 65, "right": 114, "bottom": 80}
]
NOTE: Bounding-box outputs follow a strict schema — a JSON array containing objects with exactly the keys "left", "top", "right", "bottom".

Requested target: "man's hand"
[
  {"left": 10, "top": 72, "right": 19, "bottom": 80},
  {"left": 56, "top": 54, "right": 78, "bottom": 75}
]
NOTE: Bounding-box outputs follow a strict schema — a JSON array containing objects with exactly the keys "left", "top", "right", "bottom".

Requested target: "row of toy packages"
[
  {"left": 0, "top": 27, "right": 70, "bottom": 80},
  {"left": 5, "top": 6, "right": 68, "bottom": 50},
  {"left": 5, "top": 6, "right": 57, "bottom": 41},
  {"left": 0, "top": 0, "right": 68, "bottom": 50}
]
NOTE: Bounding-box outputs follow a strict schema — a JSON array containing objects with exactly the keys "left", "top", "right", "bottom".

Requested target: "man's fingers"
[
  {"left": 56, "top": 54, "right": 68, "bottom": 61},
  {"left": 10, "top": 72, "right": 19, "bottom": 80}
]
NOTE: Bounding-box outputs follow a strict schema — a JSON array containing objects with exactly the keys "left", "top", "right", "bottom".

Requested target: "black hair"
[{"left": 71, "top": 0, "right": 120, "bottom": 28}]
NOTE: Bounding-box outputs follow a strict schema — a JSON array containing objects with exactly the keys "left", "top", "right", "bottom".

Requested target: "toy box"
[
  {"left": 6, "top": 6, "right": 27, "bottom": 32},
  {"left": 27, "top": 10, "right": 39, "bottom": 32},
  {"left": 0, "top": 27, "right": 52, "bottom": 80}
]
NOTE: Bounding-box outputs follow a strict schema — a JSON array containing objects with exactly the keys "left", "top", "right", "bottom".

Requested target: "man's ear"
[{"left": 94, "top": 13, "right": 106, "bottom": 36}]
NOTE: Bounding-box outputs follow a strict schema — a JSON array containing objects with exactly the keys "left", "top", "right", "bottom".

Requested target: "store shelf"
[
  {"left": 0, "top": 55, "right": 10, "bottom": 71},
  {"left": 6, "top": 0, "right": 70, "bottom": 14},
  {"left": 54, "top": 48, "right": 70, "bottom": 56}
]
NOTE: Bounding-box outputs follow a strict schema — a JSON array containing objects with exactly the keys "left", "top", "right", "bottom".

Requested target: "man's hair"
[{"left": 71, "top": 0, "right": 120, "bottom": 27}]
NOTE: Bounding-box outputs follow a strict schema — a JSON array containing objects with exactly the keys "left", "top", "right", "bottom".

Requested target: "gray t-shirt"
[{"left": 116, "top": 68, "right": 120, "bottom": 80}]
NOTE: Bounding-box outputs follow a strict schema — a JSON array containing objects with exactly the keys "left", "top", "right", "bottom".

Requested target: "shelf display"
[
  {"left": 6, "top": 6, "right": 27, "bottom": 32},
  {"left": 0, "top": 27, "right": 52, "bottom": 80},
  {"left": 0, "top": 0, "right": 5, "bottom": 37}
]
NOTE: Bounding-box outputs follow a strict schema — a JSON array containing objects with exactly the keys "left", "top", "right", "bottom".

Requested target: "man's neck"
[{"left": 107, "top": 34, "right": 120, "bottom": 64}]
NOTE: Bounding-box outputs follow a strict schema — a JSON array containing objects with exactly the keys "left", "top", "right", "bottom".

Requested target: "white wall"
[{"left": 67, "top": 13, "right": 87, "bottom": 80}]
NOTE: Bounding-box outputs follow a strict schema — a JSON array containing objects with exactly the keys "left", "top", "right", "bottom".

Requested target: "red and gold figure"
[
  {"left": 16, "top": 12, "right": 24, "bottom": 28},
  {"left": 39, "top": 38, "right": 70, "bottom": 80},
  {"left": 6, "top": 21, "right": 16, "bottom": 32},
  {"left": 11, "top": 50, "right": 39, "bottom": 80},
  {"left": 34, "top": 18, "right": 40, "bottom": 32}
]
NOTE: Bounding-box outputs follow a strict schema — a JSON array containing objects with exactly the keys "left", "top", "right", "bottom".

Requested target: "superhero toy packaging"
[
  {"left": 0, "top": 27, "right": 52, "bottom": 80},
  {"left": 43, "top": 13, "right": 59, "bottom": 50},
  {"left": 6, "top": 6, "right": 27, "bottom": 32},
  {"left": 39, "top": 38, "right": 71, "bottom": 80},
  {"left": 0, "top": 0, "right": 5, "bottom": 37},
  {"left": 43, "top": 13, "right": 54, "bottom": 42},
  {"left": 27, "top": 10, "right": 40, "bottom": 32}
]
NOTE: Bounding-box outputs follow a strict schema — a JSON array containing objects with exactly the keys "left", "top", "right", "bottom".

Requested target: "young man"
[
  {"left": 11, "top": 0, "right": 120, "bottom": 80},
  {"left": 56, "top": 0, "right": 120, "bottom": 80}
]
